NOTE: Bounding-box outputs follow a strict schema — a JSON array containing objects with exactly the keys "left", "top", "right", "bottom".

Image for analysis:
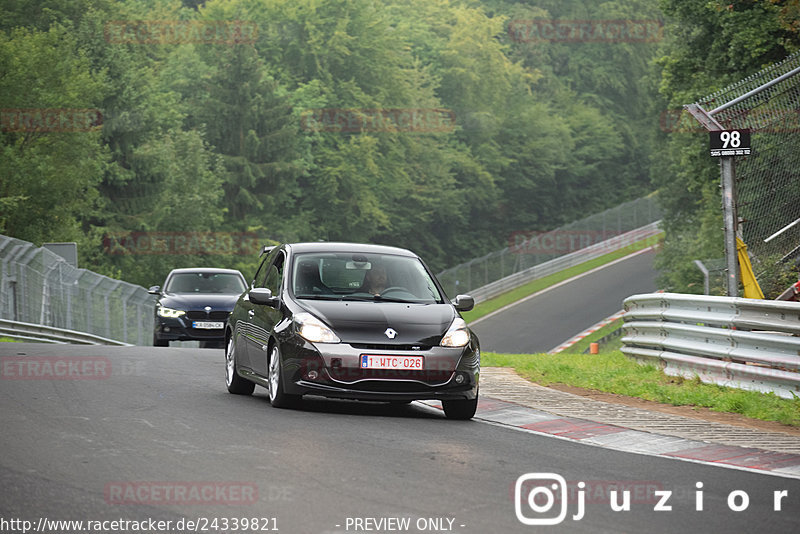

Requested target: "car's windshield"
[
  {"left": 165, "top": 272, "right": 245, "bottom": 294},
  {"left": 291, "top": 252, "right": 443, "bottom": 304}
]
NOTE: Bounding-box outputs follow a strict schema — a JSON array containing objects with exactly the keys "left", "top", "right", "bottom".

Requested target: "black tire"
[
  {"left": 225, "top": 336, "right": 255, "bottom": 395},
  {"left": 153, "top": 334, "right": 169, "bottom": 347},
  {"left": 442, "top": 394, "right": 478, "bottom": 420},
  {"left": 268, "top": 345, "right": 300, "bottom": 408}
]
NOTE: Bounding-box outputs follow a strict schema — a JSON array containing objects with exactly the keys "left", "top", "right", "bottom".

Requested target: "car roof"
[
  {"left": 167, "top": 267, "right": 245, "bottom": 276},
  {"left": 284, "top": 242, "right": 419, "bottom": 257}
]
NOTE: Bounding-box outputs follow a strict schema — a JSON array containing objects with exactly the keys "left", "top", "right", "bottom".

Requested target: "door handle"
[{"left": 248, "top": 310, "right": 255, "bottom": 317}]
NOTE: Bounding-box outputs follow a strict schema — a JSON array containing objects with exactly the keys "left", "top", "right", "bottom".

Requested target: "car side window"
[
  {"left": 252, "top": 248, "right": 279, "bottom": 288},
  {"left": 264, "top": 252, "right": 285, "bottom": 295}
]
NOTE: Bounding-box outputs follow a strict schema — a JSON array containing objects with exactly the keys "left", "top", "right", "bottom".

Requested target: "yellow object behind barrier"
[{"left": 736, "top": 237, "right": 765, "bottom": 299}]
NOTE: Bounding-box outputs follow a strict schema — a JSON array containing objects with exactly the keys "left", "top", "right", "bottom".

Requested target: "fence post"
[{"left": 720, "top": 157, "right": 739, "bottom": 297}]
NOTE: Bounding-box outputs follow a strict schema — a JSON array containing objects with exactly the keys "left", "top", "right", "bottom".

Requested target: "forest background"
[{"left": 1, "top": 0, "right": 798, "bottom": 291}]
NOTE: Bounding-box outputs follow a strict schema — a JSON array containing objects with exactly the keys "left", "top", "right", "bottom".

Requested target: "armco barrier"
[
  {"left": 437, "top": 195, "right": 662, "bottom": 297},
  {"left": 621, "top": 292, "right": 800, "bottom": 399},
  {"left": 0, "top": 319, "right": 131, "bottom": 346},
  {"left": 468, "top": 222, "right": 661, "bottom": 304}
]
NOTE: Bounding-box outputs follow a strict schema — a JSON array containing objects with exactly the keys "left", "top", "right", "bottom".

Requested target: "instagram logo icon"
[{"left": 515, "top": 473, "right": 584, "bottom": 525}]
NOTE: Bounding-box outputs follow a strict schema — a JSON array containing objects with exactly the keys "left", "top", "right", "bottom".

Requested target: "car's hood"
[
  {"left": 159, "top": 292, "right": 240, "bottom": 311},
  {"left": 298, "top": 301, "right": 457, "bottom": 346}
]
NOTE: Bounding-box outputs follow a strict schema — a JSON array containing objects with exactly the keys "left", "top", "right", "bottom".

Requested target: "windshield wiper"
[
  {"left": 296, "top": 294, "right": 342, "bottom": 301},
  {"left": 341, "top": 295, "right": 416, "bottom": 303}
]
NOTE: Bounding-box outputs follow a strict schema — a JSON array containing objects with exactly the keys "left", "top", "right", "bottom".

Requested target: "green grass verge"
[
  {"left": 462, "top": 234, "right": 662, "bottom": 324},
  {"left": 0, "top": 337, "right": 21, "bottom": 342},
  {"left": 481, "top": 351, "right": 800, "bottom": 427}
]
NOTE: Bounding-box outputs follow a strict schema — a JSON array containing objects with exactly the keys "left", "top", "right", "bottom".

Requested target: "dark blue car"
[{"left": 149, "top": 268, "right": 247, "bottom": 348}]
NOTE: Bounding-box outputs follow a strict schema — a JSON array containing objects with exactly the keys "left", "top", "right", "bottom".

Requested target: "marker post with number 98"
[{"left": 710, "top": 129, "right": 751, "bottom": 157}]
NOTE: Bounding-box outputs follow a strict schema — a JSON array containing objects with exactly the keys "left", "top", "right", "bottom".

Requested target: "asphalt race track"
[
  {"left": 2, "top": 342, "right": 799, "bottom": 534},
  {"left": 471, "top": 248, "right": 659, "bottom": 354}
]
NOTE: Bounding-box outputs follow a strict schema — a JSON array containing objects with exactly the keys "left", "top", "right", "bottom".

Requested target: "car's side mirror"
[
  {"left": 148, "top": 285, "right": 161, "bottom": 295},
  {"left": 249, "top": 288, "right": 279, "bottom": 307},
  {"left": 452, "top": 294, "right": 474, "bottom": 312}
]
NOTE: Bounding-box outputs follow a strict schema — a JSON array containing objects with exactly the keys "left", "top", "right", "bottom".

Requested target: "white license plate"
[
  {"left": 360, "top": 354, "right": 423, "bottom": 370},
  {"left": 192, "top": 321, "right": 224, "bottom": 329}
]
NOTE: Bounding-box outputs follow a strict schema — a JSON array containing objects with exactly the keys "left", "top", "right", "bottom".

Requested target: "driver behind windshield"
[{"left": 361, "top": 265, "right": 389, "bottom": 296}]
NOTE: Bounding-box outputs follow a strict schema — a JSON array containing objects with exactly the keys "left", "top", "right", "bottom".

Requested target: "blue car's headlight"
[{"left": 157, "top": 305, "right": 185, "bottom": 318}]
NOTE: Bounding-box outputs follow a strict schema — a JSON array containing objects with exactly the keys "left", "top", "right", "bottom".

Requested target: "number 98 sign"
[{"left": 710, "top": 129, "right": 751, "bottom": 157}]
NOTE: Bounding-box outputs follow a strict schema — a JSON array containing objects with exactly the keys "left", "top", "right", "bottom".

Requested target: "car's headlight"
[
  {"left": 157, "top": 305, "right": 185, "bottom": 318},
  {"left": 295, "top": 312, "right": 340, "bottom": 344},
  {"left": 440, "top": 317, "right": 471, "bottom": 347}
]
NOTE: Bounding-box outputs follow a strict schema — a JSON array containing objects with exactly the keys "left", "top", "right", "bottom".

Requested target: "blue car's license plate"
[{"left": 192, "top": 321, "right": 224, "bottom": 329}]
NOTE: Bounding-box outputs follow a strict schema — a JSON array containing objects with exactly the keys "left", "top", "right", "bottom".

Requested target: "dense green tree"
[
  {"left": 3, "top": 0, "right": 728, "bottom": 287},
  {"left": 0, "top": 26, "right": 107, "bottom": 244},
  {"left": 189, "top": 41, "right": 303, "bottom": 237}
]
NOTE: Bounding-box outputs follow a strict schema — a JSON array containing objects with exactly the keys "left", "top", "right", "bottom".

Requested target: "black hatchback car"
[
  {"left": 149, "top": 268, "right": 247, "bottom": 347},
  {"left": 225, "top": 242, "right": 480, "bottom": 419}
]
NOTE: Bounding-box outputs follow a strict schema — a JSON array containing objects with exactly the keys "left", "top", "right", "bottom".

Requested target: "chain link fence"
[
  {"left": 436, "top": 195, "right": 662, "bottom": 298},
  {"left": 690, "top": 51, "right": 800, "bottom": 285},
  {"left": 0, "top": 234, "right": 153, "bottom": 345}
]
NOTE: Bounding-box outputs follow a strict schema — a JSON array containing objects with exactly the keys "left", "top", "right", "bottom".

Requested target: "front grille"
[
  {"left": 350, "top": 343, "right": 431, "bottom": 352},
  {"left": 332, "top": 378, "right": 448, "bottom": 392},
  {"left": 186, "top": 310, "right": 230, "bottom": 321},
  {"left": 328, "top": 368, "right": 452, "bottom": 384},
  {"left": 186, "top": 329, "right": 224, "bottom": 337}
]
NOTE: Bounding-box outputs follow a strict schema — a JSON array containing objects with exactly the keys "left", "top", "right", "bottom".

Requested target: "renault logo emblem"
[{"left": 384, "top": 328, "right": 398, "bottom": 339}]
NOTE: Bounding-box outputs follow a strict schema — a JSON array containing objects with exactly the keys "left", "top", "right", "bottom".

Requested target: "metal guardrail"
[
  {"left": 0, "top": 319, "right": 132, "bottom": 346},
  {"left": 621, "top": 293, "right": 800, "bottom": 399},
  {"left": 468, "top": 222, "right": 662, "bottom": 303},
  {"left": 437, "top": 195, "right": 662, "bottom": 297}
]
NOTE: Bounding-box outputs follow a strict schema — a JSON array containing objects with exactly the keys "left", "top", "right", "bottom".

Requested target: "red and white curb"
[
  {"left": 548, "top": 310, "right": 626, "bottom": 354},
  {"left": 423, "top": 397, "right": 800, "bottom": 479}
]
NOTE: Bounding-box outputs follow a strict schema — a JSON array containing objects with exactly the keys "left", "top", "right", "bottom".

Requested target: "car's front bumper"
[
  {"left": 279, "top": 335, "right": 480, "bottom": 402},
  {"left": 154, "top": 316, "right": 227, "bottom": 342}
]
